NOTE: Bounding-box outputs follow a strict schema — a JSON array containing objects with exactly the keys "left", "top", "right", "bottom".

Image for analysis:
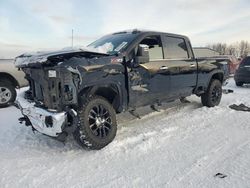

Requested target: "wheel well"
[
  {"left": 194, "top": 72, "right": 224, "bottom": 96},
  {"left": 0, "top": 72, "right": 19, "bottom": 88},
  {"left": 211, "top": 73, "right": 223, "bottom": 83},
  {"left": 79, "top": 85, "right": 121, "bottom": 112}
]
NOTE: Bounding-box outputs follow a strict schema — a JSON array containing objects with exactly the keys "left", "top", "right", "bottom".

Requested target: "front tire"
[
  {"left": 201, "top": 79, "right": 222, "bottom": 107},
  {"left": 74, "top": 95, "right": 117, "bottom": 150},
  {"left": 0, "top": 80, "right": 16, "bottom": 108}
]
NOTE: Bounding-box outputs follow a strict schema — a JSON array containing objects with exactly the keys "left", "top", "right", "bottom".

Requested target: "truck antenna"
[{"left": 71, "top": 29, "right": 74, "bottom": 47}]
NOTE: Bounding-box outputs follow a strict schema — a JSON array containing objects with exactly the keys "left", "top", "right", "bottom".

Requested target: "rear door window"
[{"left": 163, "top": 36, "right": 189, "bottom": 59}]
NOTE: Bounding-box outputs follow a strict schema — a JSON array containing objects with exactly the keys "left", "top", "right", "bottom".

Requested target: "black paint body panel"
[{"left": 20, "top": 31, "right": 224, "bottom": 113}]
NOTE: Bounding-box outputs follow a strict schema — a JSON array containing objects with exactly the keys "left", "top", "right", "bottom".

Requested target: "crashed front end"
[
  {"left": 14, "top": 49, "right": 110, "bottom": 139},
  {"left": 17, "top": 90, "right": 67, "bottom": 137},
  {"left": 16, "top": 66, "right": 78, "bottom": 138}
]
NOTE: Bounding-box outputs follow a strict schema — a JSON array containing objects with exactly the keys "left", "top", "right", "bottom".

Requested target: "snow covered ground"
[{"left": 0, "top": 78, "right": 250, "bottom": 188}]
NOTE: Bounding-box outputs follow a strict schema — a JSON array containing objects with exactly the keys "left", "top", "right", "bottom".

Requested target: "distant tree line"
[{"left": 206, "top": 40, "right": 250, "bottom": 58}]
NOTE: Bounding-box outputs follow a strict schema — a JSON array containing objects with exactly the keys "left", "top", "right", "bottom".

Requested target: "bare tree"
[
  {"left": 239, "top": 41, "right": 249, "bottom": 57},
  {"left": 207, "top": 41, "right": 250, "bottom": 57}
]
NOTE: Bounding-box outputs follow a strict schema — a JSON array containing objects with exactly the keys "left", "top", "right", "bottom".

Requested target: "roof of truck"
[{"left": 111, "top": 29, "right": 189, "bottom": 39}]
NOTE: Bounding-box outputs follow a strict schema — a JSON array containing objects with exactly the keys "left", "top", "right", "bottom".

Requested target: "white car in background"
[{"left": 0, "top": 59, "right": 28, "bottom": 108}]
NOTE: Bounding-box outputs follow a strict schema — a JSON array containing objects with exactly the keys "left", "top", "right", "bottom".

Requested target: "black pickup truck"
[{"left": 15, "top": 30, "right": 224, "bottom": 150}]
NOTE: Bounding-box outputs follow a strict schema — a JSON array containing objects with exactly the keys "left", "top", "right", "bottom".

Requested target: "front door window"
[{"left": 139, "top": 36, "right": 164, "bottom": 61}]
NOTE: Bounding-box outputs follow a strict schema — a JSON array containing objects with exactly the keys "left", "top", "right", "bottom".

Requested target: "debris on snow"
[
  {"left": 229, "top": 103, "right": 250, "bottom": 112},
  {"left": 214, "top": 173, "right": 227, "bottom": 179},
  {"left": 223, "top": 89, "right": 234, "bottom": 94}
]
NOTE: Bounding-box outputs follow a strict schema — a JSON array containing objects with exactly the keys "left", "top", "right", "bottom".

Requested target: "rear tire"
[
  {"left": 73, "top": 95, "right": 117, "bottom": 150},
  {"left": 201, "top": 79, "right": 222, "bottom": 107},
  {"left": 0, "top": 80, "right": 16, "bottom": 108},
  {"left": 236, "top": 81, "right": 243, "bottom": 87}
]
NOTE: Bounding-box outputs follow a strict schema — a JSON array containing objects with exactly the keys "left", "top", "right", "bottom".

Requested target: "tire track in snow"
[{"left": 106, "top": 100, "right": 217, "bottom": 155}]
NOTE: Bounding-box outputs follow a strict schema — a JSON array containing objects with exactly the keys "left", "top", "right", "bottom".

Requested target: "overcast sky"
[{"left": 0, "top": 0, "right": 250, "bottom": 58}]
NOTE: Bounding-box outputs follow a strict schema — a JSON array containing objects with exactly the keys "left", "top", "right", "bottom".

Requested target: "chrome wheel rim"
[
  {"left": 0, "top": 87, "right": 12, "bottom": 104},
  {"left": 88, "top": 104, "right": 112, "bottom": 138},
  {"left": 211, "top": 86, "right": 222, "bottom": 103}
]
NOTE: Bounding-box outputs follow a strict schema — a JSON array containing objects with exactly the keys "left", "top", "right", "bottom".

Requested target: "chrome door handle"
[
  {"left": 159, "top": 66, "right": 169, "bottom": 70},
  {"left": 190, "top": 64, "right": 196, "bottom": 68}
]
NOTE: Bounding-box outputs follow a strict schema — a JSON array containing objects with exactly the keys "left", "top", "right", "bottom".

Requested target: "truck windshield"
[{"left": 88, "top": 33, "right": 137, "bottom": 55}]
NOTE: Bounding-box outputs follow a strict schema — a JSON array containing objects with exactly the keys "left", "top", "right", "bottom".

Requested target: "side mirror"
[{"left": 135, "top": 45, "right": 149, "bottom": 64}]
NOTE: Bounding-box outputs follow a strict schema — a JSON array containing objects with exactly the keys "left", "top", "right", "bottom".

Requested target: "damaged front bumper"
[{"left": 17, "top": 90, "right": 67, "bottom": 137}]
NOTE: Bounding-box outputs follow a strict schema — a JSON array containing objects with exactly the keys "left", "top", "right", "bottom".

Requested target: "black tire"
[
  {"left": 201, "top": 79, "right": 222, "bottom": 107},
  {"left": 0, "top": 80, "right": 16, "bottom": 108},
  {"left": 236, "top": 81, "right": 243, "bottom": 87},
  {"left": 73, "top": 95, "right": 117, "bottom": 150}
]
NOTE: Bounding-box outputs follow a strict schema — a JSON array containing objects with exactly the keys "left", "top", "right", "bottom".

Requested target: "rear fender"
[{"left": 195, "top": 70, "right": 224, "bottom": 94}]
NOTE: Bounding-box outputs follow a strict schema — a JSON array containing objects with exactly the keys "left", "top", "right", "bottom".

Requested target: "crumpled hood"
[{"left": 14, "top": 47, "right": 109, "bottom": 68}]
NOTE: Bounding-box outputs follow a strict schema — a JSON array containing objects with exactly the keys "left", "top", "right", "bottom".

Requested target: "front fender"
[{"left": 78, "top": 66, "right": 127, "bottom": 112}]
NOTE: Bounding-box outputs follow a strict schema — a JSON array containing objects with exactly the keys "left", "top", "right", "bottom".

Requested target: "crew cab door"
[
  {"left": 128, "top": 35, "right": 171, "bottom": 108},
  {"left": 162, "top": 35, "right": 197, "bottom": 98}
]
